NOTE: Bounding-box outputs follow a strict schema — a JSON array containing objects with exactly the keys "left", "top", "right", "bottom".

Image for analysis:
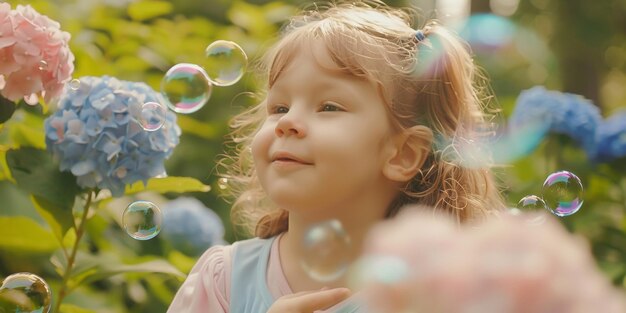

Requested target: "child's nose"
[{"left": 274, "top": 111, "right": 307, "bottom": 138}]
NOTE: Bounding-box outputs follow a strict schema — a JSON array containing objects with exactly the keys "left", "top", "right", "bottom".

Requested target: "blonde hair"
[{"left": 217, "top": 0, "right": 504, "bottom": 239}]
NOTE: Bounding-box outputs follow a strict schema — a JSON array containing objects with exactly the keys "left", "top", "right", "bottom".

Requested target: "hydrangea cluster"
[
  {"left": 0, "top": 3, "right": 74, "bottom": 104},
  {"left": 509, "top": 86, "right": 602, "bottom": 153},
  {"left": 161, "top": 197, "right": 225, "bottom": 256},
  {"left": 44, "top": 76, "right": 181, "bottom": 197},
  {"left": 360, "top": 208, "right": 626, "bottom": 313},
  {"left": 591, "top": 111, "right": 626, "bottom": 162}
]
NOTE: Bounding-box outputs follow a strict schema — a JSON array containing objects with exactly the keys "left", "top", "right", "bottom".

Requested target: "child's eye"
[
  {"left": 270, "top": 105, "right": 289, "bottom": 114},
  {"left": 320, "top": 103, "right": 342, "bottom": 112}
]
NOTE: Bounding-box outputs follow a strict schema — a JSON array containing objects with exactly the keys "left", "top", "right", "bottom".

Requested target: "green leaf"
[
  {"left": 59, "top": 304, "right": 97, "bottom": 313},
  {"left": 31, "top": 195, "right": 75, "bottom": 247},
  {"left": 227, "top": 1, "right": 274, "bottom": 35},
  {"left": 144, "top": 276, "right": 177, "bottom": 305},
  {"left": 127, "top": 0, "right": 173, "bottom": 21},
  {"left": 0, "top": 95, "right": 16, "bottom": 124},
  {"left": 63, "top": 252, "right": 185, "bottom": 288},
  {"left": 50, "top": 250, "right": 97, "bottom": 280},
  {"left": 125, "top": 176, "right": 211, "bottom": 195},
  {"left": 0, "top": 216, "right": 59, "bottom": 252},
  {"left": 10, "top": 123, "right": 46, "bottom": 149},
  {"left": 0, "top": 147, "right": 13, "bottom": 182},
  {"left": 168, "top": 250, "right": 196, "bottom": 274},
  {"left": 6, "top": 147, "right": 81, "bottom": 209},
  {"left": 176, "top": 115, "right": 220, "bottom": 140}
]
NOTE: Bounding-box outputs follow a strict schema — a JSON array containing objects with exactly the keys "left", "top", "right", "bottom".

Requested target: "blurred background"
[{"left": 1, "top": 0, "right": 625, "bottom": 312}]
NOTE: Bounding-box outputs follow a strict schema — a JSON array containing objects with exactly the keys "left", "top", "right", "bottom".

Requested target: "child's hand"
[{"left": 267, "top": 287, "right": 351, "bottom": 313}]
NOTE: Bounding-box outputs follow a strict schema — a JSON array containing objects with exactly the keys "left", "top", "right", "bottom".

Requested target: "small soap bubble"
[
  {"left": 161, "top": 63, "right": 212, "bottom": 114},
  {"left": 38, "top": 60, "right": 48, "bottom": 71},
  {"left": 301, "top": 220, "right": 352, "bottom": 282},
  {"left": 139, "top": 102, "right": 167, "bottom": 132},
  {"left": 217, "top": 177, "right": 228, "bottom": 190},
  {"left": 68, "top": 79, "right": 81, "bottom": 90},
  {"left": 515, "top": 195, "right": 548, "bottom": 225},
  {"left": 205, "top": 40, "right": 248, "bottom": 86},
  {"left": 542, "top": 171, "right": 584, "bottom": 217},
  {"left": 0, "top": 272, "right": 51, "bottom": 313},
  {"left": 516, "top": 195, "right": 547, "bottom": 211},
  {"left": 123, "top": 200, "right": 162, "bottom": 240}
]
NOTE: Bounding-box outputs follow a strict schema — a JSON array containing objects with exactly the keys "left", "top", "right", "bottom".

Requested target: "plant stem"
[
  {"left": 52, "top": 191, "right": 93, "bottom": 313},
  {"left": 617, "top": 178, "right": 626, "bottom": 212}
]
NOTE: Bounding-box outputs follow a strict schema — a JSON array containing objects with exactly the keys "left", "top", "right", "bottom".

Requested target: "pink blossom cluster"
[
  {"left": 0, "top": 3, "right": 74, "bottom": 104},
  {"left": 360, "top": 208, "right": 626, "bottom": 313}
]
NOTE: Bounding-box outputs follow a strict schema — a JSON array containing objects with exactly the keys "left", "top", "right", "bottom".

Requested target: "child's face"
[{"left": 251, "top": 44, "right": 400, "bottom": 215}]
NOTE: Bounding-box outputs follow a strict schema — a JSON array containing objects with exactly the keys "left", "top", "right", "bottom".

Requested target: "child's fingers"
[
  {"left": 290, "top": 287, "right": 351, "bottom": 312},
  {"left": 267, "top": 287, "right": 351, "bottom": 313}
]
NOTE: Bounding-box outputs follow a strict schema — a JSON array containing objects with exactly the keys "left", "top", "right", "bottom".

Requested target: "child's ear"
[{"left": 383, "top": 125, "right": 433, "bottom": 182}]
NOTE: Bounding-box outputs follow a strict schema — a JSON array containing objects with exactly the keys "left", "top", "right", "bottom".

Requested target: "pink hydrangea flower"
[
  {"left": 359, "top": 207, "right": 626, "bottom": 313},
  {"left": 0, "top": 3, "right": 74, "bottom": 105}
]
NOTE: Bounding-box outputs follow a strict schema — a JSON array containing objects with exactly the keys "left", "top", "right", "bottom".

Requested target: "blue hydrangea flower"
[
  {"left": 590, "top": 111, "right": 626, "bottom": 162},
  {"left": 161, "top": 197, "right": 225, "bottom": 256},
  {"left": 509, "top": 86, "right": 602, "bottom": 153},
  {"left": 44, "top": 76, "right": 181, "bottom": 197}
]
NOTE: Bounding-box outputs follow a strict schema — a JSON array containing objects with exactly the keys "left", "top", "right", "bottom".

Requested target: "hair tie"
[{"left": 415, "top": 29, "right": 426, "bottom": 42}]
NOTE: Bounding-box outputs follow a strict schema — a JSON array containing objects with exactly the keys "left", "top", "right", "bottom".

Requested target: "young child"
[{"left": 168, "top": 1, "right": 504, "bottom": 312}]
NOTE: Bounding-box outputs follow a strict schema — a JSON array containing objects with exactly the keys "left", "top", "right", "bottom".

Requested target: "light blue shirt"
[{"left": 229, "top": 236, "right": 363, "bottom": 312}]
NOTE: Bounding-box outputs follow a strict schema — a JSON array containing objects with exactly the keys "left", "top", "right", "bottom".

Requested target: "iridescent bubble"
[
  {"left": 412, "top": 33, "right": 447, "bottom": 79},
  {"left": 68, "top": 79, "right": 81, "bottom": 90},
  {"left": 301, "top": 220, "right": 352, "bottom": 282},
  {"left": 435, "top": 117, "right": 550, "bottom": 169},
  {"left": 516, "top": 195, "right": 547, "bottom": 211},
  {"left": 161, "top": 63, "right": 212, "bottom": 114},
  {"left": 542, "top": 171, "right": 584, "bottom": 217},
  {"left": 491, "top": 120, "right": 550, "bottom": 164},
  {"left": 205, "top": 40, "right": 248, "bottom": 86},
  {"left": 515, "top": 195, "right": 548, "bottom": 225},
  {"left": 123, "top": 200, "right": 163, "bottom": 240},
  {"left": 457, "top": 14, "right": 516, "bottom": 52},
  {"left": 139, "top": 102, "right": 167, "bottom": 132},
  {"left": 0, "top": 272, "right": 51, "bottom": 313}
]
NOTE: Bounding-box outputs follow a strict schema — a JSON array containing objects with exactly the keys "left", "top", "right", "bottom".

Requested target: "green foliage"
[
  {"left": 6, "top": 147, "right": 81, "bottom": 209},
  {"left": 0, "top": 216, "right": 59, "bottom": 253}
]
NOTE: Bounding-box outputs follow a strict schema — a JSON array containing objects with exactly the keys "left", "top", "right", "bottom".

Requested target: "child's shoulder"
[
  {"left": 231, "top": 236, "right": 276, "bottom": 251},
  {"left": 228, "top": 236, "right": 278, "bottom": 265},
  {"left": 192, "top": 244, "right": 233, "bottom": 279},
  {"left": 196, "top": 236, "right": 275, "bottom": 270}
]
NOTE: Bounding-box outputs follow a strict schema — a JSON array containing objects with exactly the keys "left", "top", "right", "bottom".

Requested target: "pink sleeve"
[{"left": 167, "top": 245, "right": 232, "bottom": 313}]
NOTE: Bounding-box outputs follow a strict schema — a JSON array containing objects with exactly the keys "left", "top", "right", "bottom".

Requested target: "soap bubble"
[
  {"left": 542, "top": 171, "right": 584, "bottom": 217},
  {"left": 301, "top": 220, "right": 352, "bottom": 282},
  {"left": 205, "top": 40, "right": 248, "bottom": 86},
  {"left": 161, "top": 63, "right": 212, "bottom": 114},
  {"left": 139, "top": 102, "right": 167, "bottom": 132},
  {"left": 0, "top": 272, "right": 51, "bottom": 313},
  {"left": 123, "top": 200, "right": 163, "bottom": 240}
]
